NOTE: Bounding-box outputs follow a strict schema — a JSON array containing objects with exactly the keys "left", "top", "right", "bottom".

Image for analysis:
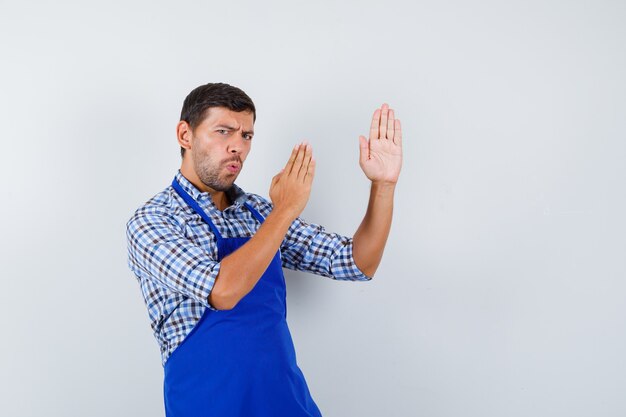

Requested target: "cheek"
[
  {"left": 242, "top": 144, "right": 252, "bottom": 161},
  {"left": 194, "top": 140, "right": 211, "bottom": 155},
  {"left": 192, "top": 144, "right": 212, "bottom": 164}
]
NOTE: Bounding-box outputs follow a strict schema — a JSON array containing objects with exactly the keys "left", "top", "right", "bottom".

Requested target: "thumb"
[
  {"left": 271, "top": 169, "right": 284, "bottom": 186},
  {"left": 359, "top": 135, "right": 369, "bottom": 164}
]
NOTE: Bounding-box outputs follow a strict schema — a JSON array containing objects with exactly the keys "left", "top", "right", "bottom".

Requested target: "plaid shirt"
[{"left": 126, "top": 170, "right": 371, "bottom": 366}]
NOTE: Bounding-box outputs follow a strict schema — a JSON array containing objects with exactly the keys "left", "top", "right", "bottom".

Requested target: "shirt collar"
[{"left": 174, "top": 170, "right": 248, "bottom": 208}]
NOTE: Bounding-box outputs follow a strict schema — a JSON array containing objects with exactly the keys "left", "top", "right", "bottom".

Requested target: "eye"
[
  {"left": 217, "top": 129, "right": 228, "bottom": 135},
  {"left": 243, "top": 133, "right": 253, "bottom": 141}
]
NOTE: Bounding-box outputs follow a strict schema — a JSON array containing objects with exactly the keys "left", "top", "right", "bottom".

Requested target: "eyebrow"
[
  {"left": 215, "top": 124, "right": 254, "bottom": 135},
  {"left": 215, "top": 124, "right": 236, "bottom": 130}
]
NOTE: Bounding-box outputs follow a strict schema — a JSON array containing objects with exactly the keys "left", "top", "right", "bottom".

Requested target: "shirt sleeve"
[
  {"left": 248, "top": 194, "right": 372, "bottom": 281},
  {"left": 281, "top": 217, "right": 372, "bottom": 281},
  {"left": 126, "top": 209, "right": 220, "bottom": 310}
]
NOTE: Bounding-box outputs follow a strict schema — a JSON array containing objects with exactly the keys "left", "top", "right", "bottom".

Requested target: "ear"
[{"left": 176, "top": 120, "right": 193, "bottom": 152}]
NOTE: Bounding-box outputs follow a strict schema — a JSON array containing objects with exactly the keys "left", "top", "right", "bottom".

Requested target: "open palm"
[{"left": 359, "top": 103, "right": 403, "bottom": 184}]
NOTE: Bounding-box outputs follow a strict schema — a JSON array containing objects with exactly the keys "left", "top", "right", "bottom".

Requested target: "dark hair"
[{"left": 179, "top": 82, "right": 256, "bottom": 158}]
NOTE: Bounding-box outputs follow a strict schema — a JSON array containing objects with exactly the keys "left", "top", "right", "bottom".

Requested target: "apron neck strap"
[
  {"left": 243, "top": 202, "right": 266, "bottom": 224},
  {"left": 171, "top": 177, "right": 223, "bottom": 240},
  {"left": 171, "top": 176, "right": 269, "bottom": 241}
]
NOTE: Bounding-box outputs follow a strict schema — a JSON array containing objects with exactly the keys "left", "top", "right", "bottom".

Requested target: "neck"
[{"left": 180, "top": 161, "right": 230, "bottom": 211}]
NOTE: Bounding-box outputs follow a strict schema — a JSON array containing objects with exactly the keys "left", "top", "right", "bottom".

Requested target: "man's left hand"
[{"left": 358, "top": 103, "right": 403, "bottom": 184}]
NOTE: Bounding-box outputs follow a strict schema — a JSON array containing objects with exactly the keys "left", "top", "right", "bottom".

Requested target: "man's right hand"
[
  {"left": 269, "top": 142, "right": 315, "bottom": 220},
  {"left": 210, "top": 141, "right": 315, "bottom": 310}
]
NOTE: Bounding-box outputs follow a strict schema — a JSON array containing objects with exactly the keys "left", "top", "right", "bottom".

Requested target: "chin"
[{"left": 216, "top": 178, "right": 236, "bottom": 191}]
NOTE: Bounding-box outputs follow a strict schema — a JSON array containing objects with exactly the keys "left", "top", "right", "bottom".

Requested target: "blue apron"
[{"left": 164, "top": 177, "right": 323, "bottom": 417}]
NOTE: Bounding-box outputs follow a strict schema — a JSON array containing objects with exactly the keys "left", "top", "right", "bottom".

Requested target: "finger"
[
  {"left": 386, "top": 109, "right": 395, "bottom": 141},
  {"left": 369, "top": 108, "right": 381, "bottom": 140},
  {"left": 394, "top": 119, "right": 402, "bottom": 146},
  {"left": 285, "top": 143, "right": 301, "bottom": 174},
  {"left": 359, "top": 135, "right": 369, "bottom": 164},
  {"left": 305, "top": 156, "right": 316, "bottom": 183},
  {"left": 291, "top": 141, "right": 306, "bottom": 176},
  {"left": 298, "top": 142, "right": 313, "bottom": 180},
  {"left": 379, "top": 103, "right": 389, "bottom": 139}
]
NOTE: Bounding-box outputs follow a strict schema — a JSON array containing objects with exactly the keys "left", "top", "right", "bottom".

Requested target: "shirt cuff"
[
  {"left": 331, "top": 238, "right": 373, "bottom": 281},
  {"left": 197, "top": 261, "right": 221, "bottom": 311}
]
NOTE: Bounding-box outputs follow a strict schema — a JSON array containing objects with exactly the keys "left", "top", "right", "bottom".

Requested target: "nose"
[
  {"left": 226, "top": 136, "right": 245, "bottom": 156},
  {"left": 227, "top": 131, "right": 249, "bottom": 153}
]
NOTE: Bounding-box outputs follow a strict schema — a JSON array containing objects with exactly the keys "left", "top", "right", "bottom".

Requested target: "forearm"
[
  {"left": 209, "top": 141, "right": 314, "bottom": 309},
  {"left": 352, "top": 182, "right": 396, "bottom": 277},
  {"left": 209, "top": 208, "right": 294, "bottom": 309}
]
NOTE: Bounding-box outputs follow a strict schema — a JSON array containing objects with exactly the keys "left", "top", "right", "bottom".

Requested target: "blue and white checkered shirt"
[{"left": 126, "top": 170, "right": 371, "bottom": 366}]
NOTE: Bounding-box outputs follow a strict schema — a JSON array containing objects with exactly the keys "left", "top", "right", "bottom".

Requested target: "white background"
[{"left": 1, "top": 1, "right": 625, "bottom": 416}]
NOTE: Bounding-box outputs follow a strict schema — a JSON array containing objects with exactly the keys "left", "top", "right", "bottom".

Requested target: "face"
[{"left": 186, "top": 107, "right": 254, "bottom": 192}]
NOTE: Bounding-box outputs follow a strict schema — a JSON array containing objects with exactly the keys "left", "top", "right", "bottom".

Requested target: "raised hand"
[
  {"left": 358, "top": 103, "right": 403, "bottom": 184},
  {"left": 269, "top": 142, "right": 316, "bottom": 220}
]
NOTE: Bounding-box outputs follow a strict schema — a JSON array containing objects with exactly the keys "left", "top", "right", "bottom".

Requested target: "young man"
[{"left": 126, "top": 82, "right": 402, "bottom": 417}]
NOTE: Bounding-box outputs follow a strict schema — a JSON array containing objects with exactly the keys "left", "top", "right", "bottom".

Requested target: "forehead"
[{"left": 200, "top": 107, "right": 254, "bottom": 129}]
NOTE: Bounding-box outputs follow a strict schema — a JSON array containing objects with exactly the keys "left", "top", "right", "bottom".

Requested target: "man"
[{"left": 125, "top": 82, "right": 402, "bottom": 417}]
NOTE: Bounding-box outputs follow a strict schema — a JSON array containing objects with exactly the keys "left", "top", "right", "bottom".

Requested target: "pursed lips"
[{"left": 225, "top": 159, "right": 241, "bottom": 173}]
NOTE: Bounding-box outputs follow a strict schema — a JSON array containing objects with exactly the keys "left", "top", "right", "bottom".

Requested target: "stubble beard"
[{"left": 193, "top": 148, "right": 239, "bottom": 192}]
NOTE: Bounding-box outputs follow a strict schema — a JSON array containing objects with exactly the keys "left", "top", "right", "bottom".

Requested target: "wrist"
[
  {"left": 268, "top": 206, "right": 298, "bottom": 226},
  {"left": 371, "top": 181, "right": 397, "bottom": 195}
]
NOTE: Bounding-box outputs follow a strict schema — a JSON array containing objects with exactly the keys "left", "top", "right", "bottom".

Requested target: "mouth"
[{"left": 225, "top": 160, "right": 241, "bottom": 173}]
